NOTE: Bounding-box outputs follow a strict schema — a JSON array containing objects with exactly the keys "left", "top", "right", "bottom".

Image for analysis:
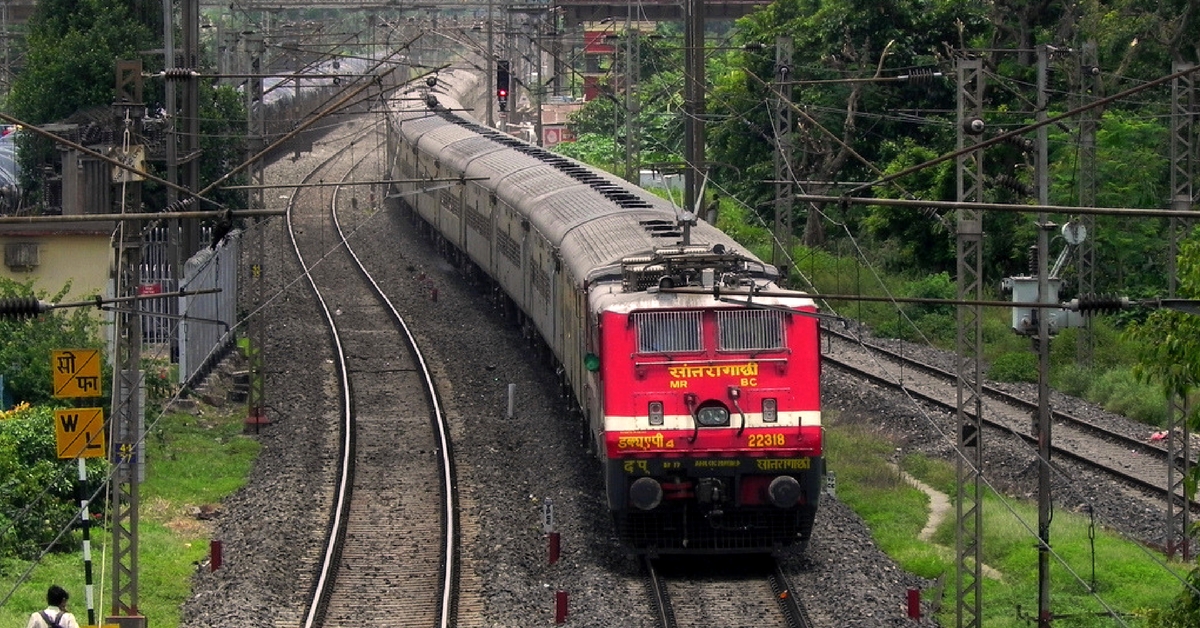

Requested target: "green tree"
[
  {"left": 0, "top": 404, "right": 107, "bottom": 560},
  {"left": 5, "top": 0, "right": 156, "bottom": 201},
  {"left": 566, "top": 28, "right": 685, "bottom": 175},
  {"left": 0, "top": 278, "right": 106, "bottom": 407},
  {"left": 7, "top": 0, "right": 156, "bottom": 125},
  {"left": 1126, "top": 232, "right": 1200, "bottom": 627},
  {"left": 709, "top": 0, "right": 989, "bottom": 248}
]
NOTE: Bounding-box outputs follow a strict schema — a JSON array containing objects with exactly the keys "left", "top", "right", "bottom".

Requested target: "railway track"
[
  {"left": 644, "top": 556, "right": 814, "bottom": 628},
  {"left": 821, "top": 326, "right": 1196, "bottom": 512},
  {"left": 286, "top": 120, "right": 458, "bottom": 627}
]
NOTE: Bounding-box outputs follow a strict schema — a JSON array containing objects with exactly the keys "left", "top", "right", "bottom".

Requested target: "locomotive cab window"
[
  {"left": 634, "top": 311, "right": 702, "bottom": 354},
  {"left": 717, "top": 309, "right": 786, "bottom": 352}
]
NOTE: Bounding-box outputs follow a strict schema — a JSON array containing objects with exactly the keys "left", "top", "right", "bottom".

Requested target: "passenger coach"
[{"left": 388, "top": 70, "right": 823, "bottom": 553}]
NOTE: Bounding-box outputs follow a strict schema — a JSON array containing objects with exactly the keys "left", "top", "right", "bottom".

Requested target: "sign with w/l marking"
[
  {"left": 54, "top": 408, "right": 106, "bottom": 459},
  {"left": 51, "top": 349, "right": 102, "bottom": 398}
]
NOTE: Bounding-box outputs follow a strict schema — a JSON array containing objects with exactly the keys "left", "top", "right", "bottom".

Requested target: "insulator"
[
  {"left": 1027, "top": 245, "right": 1038, "bottom": 275},
  {"left": 164, "top": 197, "right": 196, "bottom": 213},
  {"left": 907, "top": 67, "right": 938, "bottom": 84},
  {"left": 426, "top": 76, "right": 438, "bottom": 88},
  {"left": 1003, "top": 134, "right": 1035, "bottom": 153},
  {"left": 426, "top": 95, "right": 439, "bottom": 110},
  {"left": 1074, "top": 293, "right": 1128, "bottom": 315},
  {"left": 164, "top": 68, "right": 197, "bottom": 80},
  {"left": 0, "top": 297, "right": 49, "bottom": 319},
  {"left": 994, "top": 174, "right": 1032, "bottom": 196},
  {"left": 963, "top": 117, "right": 985, "bottom": 135}
]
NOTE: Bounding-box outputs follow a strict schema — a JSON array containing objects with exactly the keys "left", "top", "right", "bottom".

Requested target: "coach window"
[
  {"left": 716, "top": 309, "right": 785, "bottom": 352},
  {"left": 634, "top": 311, "right": 702, "bottom": 354}
]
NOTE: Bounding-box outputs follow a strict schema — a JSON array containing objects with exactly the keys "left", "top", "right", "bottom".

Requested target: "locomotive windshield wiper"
[
  {"left": 684, "top": 393, "right": 700, "bottom": 443},
  {"left": 729, "top": 386, "right": 746, "bottom": 437}
]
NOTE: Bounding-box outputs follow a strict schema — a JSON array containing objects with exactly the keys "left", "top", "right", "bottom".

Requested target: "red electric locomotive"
[
  {"left": 392, "top": 70, "right": 822, "bottom": 554},
  {"left": 588, "top": 247, "right": 822, "bottom": 554}
]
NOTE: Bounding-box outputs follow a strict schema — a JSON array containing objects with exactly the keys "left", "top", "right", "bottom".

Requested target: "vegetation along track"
[
  {"left": 286, "top": 120, "right": 457, "bottom": 628},
  {"left": 644, "top": 555, "right": 814, "bottom": 628},
  {"left": 822, "top": 326, "right": 1198, "bottom": 515}
]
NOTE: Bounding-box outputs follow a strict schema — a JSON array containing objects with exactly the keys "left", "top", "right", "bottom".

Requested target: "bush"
[
  {"left": 905, "top": 272, "right": 955, "bottom": 317},
  {"left": 987, "top": 351, "right": 1038, "bottom": 383},
  {"left": 0, "top": 279, "right": 106, "bottom": 407},
  {"left": 1053, "top": 364, "right": 1095, "bottom": 398},
  {"left": 1088, "top": 369, "right": 1167, "bottom": 426},
  {"left": 0, "top": 404, "right": 106, "bottom": 559}
]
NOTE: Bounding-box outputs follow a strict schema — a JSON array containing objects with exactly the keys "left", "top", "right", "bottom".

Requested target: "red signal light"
[{"left": 498, "top": 89, "right": 508, "bottom": 97}]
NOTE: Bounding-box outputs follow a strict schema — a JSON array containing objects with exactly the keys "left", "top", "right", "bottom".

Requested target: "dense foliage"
[
  {"left": 0, "top": 403, "right": 107, "bottom": 560},
  {"left": 7, "top": 0, "right": 156, "bottom": 125},
  {"left": 0, "top": 279, "right": 108, "bottom": 560},
  {"left": 0, "top": 279, "right": 107, "bottom": 407},
  {"left": 565, "top": 0, "right": 1197, "bottom": 298},
  {"left": 3, "top": 0, "right": 248, "bottom": 213}
]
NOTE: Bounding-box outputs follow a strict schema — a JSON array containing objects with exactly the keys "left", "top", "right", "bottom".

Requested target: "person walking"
[{"left": 25, "top": 585, "right": 80, "bottom": 628}]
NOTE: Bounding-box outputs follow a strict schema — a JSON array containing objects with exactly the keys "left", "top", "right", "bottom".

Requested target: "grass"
[
  {"left": 0, "top": 403, "right": 258, "bottom": 628},
  {"left": 826, "top": 410, "right": 1191, "bottom": 627},
  {"left": 0, "top": 363, "right": 1182, "bottom": 628}
]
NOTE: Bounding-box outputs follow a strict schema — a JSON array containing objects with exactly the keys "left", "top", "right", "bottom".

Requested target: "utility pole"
[
  {"left": 1034, "top": 44, "right": 1053, "bottom": 628},
  {"left": 1165, "top": 59, "right": 1196, "bottom": 560},
  {"left": 1075, "top": 42, "right": 1100, "bottom": 365},
  {"left": 622, "top": 10, "right": 631, "bottom": 180},
  {"left": 163, "top": 0, "right": 179, "bottom": 291},
  {"left": 486, "top": 0, "right": 495, "bottom": 127},
  {"left": 110, "top": 59, "right": 146, "bottom": 628},
  {"left": 771, "top": 36, "right": 794, "bottom": 280},
  {"left": 181, "top": 0, "right": 202, "bottom": 254},
  {"left": 682, "top": 0, "right": 705, "bottom": 227},
  {"left": 246, "top": 27, "right": 268, "bottom": 431},
  {"left": 954, "top": 54, "right": 985, "bottom": 628}
]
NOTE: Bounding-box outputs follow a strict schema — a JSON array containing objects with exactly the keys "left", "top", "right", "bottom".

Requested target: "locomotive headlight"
[
  {"left": 696, "top": 406, "right": 729, "bottom": 427},
  {"left": 648, "top": 401, "right": 664, "bottom": 426},
  {"left": 762, "top": 398, "right": 778, "bottom": 423}
]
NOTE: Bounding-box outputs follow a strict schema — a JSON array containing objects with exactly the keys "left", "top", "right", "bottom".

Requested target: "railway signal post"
[{"left": 497, "top": 60, "right": 510, "bottom": 112}]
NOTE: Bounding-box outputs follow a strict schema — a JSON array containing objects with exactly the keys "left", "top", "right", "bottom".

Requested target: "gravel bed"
[
  {"left": 181, "top": 119, "right": 1178, "bottom": 628},
  {"left": 828, "top": 327, "right": 1177, "bottom": 551},
  {"left": 175, "top": 131, "right": 932, "bottom": 628}
]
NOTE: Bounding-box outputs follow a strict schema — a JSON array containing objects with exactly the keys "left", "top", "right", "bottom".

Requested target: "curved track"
[
  {"left": 822, "top": 327, "right": 1197, "bottom": 511},
  {"left": 286, "top": 120, "right": 458, "bottom": 628}
]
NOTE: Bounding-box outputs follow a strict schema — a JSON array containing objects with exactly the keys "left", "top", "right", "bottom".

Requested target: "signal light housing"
[
  {"left": 497, "top": 60, "right": 510, "bottom": 112},
  {"left": 762, "top": 398, "right": 777, "bottom": 423},
  {"left": 648, "top": 401, "right": 664, "bottom": 426}
]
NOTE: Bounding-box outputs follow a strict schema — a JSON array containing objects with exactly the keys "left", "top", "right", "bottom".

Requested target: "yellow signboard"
[
  {"left": 51, "top": 349, "right": 102, "bottom": 398},
  {"left": 54, "top": 407, "right": 106, "bottom": 459}
]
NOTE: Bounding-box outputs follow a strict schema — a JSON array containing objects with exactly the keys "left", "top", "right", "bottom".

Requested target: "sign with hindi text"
[{"left": 51, "top": 349, "right": 103, "bottom": 398}]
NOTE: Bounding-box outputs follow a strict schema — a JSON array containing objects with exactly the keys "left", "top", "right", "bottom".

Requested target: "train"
[{"left": 385, "top": 68, "right": 823, "bottom": 554}]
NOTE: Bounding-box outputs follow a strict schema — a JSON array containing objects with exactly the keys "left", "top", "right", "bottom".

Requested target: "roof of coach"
[
  {"left": 561, "top": 211, "right": 766, "bottom": 284},
  {"left": 588, "top": 284, "right": 816, "bottom": 315},
  {"left": 402, "top": 83, "right": 775, "bottom": 289},
  {"left": 438, "top": 133, "right": 509, "bottom": 170}
]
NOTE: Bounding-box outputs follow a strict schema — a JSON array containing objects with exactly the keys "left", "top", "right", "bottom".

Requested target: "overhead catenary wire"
[{"left": 709, "top": 47, "right": 1200, "bottom": 610}]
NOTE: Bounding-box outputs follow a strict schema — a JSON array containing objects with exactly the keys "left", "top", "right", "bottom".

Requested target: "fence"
[
  {"left": 140, "top": 226, "right": 178, "bottom": 346},
  {"left": 138, "top": 226, "right": 240, "bottom": 388},
  {"left": 178, "top": 232, "right": 241, "bottom": 388}
]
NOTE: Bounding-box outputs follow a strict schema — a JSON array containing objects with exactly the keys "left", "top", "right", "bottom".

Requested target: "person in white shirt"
[{"left": 25, "top": 585, "right": 80, "bottom": 628}]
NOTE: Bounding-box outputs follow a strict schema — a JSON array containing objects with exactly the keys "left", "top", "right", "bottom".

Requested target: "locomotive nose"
[
  {"left": 629, "top": 477, "right": 663, "bottom": 510},
  {"left": 768, "top": 476, "right": 803, "bottom": 508}
]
